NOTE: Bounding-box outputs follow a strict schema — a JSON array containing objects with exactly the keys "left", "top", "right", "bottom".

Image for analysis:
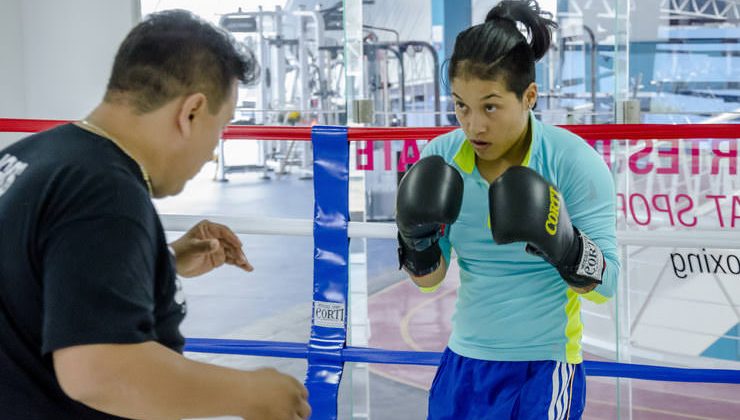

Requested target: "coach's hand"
[{"left": 169, "top": 220, "right": 253, "bottom": 277}]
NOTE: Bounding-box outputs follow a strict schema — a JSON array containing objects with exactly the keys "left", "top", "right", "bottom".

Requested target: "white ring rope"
[
  {"left": 160, "top": 214, "right": 397, "bottom": 239},
  {"left": 617, "top": 230, "right": 740, "bottom": 248},
  {"left": 160, "top": 214, "right": 739, "bottom": 248}
]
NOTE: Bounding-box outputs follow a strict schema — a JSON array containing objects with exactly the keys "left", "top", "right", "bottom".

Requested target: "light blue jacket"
[{"left": 421, "top": 113, "right": 620, "bottom": 363}]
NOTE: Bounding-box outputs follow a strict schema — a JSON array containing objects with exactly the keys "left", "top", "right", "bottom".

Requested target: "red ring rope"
[{"left": 0, "top": 118, "right": 737, "bottom": 141}]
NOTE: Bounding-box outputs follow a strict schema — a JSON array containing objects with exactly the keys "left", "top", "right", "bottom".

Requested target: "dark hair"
[
  {"left": 105, "top": 9, "right": 259, "bottom": 114},
  {"left": 448, "top": 0, "right": 557, "bottom": 98}
]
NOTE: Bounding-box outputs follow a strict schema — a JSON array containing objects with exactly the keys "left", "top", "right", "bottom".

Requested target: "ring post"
[{"left": 306, "top": 125, "right": 350, "bottom": 419}]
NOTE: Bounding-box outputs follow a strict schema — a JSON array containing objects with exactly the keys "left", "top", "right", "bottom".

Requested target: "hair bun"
[{"left": 484, "top": 0, "right": 557, "bottom": 61}]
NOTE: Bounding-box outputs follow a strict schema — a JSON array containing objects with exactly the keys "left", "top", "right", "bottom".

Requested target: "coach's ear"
[{"left": 176, "top": 93, "right": 208, "bottom": 141}]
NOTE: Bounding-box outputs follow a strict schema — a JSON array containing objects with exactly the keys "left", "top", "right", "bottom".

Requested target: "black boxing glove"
[
  {"left": 489, "top": 166, "right": 604, "bottom": 288},
  {"left": 396, "top": 156, "right": 463, "bottom": 276}
]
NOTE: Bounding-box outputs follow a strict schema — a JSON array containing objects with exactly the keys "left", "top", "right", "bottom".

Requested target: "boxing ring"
[{"left": 2, "top": 118, "right": 740, "bottom": 419}]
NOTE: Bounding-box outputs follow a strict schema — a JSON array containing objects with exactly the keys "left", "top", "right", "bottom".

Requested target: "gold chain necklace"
[{"left": 77, "top": 120, "right": 153, "bottom": 196}]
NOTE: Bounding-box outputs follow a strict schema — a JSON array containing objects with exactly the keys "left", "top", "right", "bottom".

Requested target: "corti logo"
[
  {"left": 313, "top": 300, "right": 345, "bottom": 329},
  {"left": 576, "top": 235, "right": 604, "bottom": 282},
  {"left": 581, "top": 241, "right": 600, "bottom": 276},
  {"left": 545, "top": 185, "right": 560, "bottom": 236}
]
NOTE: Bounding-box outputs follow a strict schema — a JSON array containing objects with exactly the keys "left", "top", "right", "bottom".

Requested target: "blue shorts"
[{"left": 428, "top": 348, "right": 586, "bottom": 420}]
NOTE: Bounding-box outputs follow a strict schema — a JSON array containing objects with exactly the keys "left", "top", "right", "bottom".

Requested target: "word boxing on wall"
[{"left": 669, "top": 249, "right": 740, "bottom": 279}]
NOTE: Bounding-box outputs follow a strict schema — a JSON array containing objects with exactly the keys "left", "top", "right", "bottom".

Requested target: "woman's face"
[{"left": 451, "top": 76, "right": 536, "bottom": 162}]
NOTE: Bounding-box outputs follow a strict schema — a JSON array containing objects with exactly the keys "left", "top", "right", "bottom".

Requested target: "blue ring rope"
[{"left": 184, "top": 338, "right": 740, "bottom": 384}]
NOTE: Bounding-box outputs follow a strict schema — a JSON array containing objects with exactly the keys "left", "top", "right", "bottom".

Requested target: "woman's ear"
[
  {"left": 524, "top": 82, "right": 538, "bottom": 110},
  {"left": 177, "top": 93, "right": 207, "bottom": 139}
]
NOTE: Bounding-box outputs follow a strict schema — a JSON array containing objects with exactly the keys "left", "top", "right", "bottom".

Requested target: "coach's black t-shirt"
[{"left": 0, "top": 124, "right": 186, "bottom": 419}]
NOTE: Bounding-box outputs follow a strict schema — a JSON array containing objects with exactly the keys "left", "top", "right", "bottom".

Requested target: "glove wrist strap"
[
  {"left": 397, "top": 233, "right": 441, "bottom": 277},
  {"left": 559, "top": 229, "right": 605, "bottom": 288}
]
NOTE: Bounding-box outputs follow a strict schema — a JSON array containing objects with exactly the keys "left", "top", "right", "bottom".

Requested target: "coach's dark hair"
[
  {"left": 448, "top": 0, "right": 557, "bottom": 98},
  {"left": 105, "top": 9, "right": 258, "bottom": 114}
]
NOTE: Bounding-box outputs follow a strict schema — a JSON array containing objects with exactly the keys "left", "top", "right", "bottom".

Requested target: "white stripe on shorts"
[
  {"left": 557, "top": 363, "right": 570, "bottom": 419},
  {"left": 558, "top": 364, "right": 574, "bottom": 420},
  {"left": 547, "top": 362, "right": 563, "bottom": 420}
]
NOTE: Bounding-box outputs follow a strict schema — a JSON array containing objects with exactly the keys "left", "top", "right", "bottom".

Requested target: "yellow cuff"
[
  {"left": 581, "top": 290, "right": 609, "bottom": 304},
  {"left": 418, "top": 282, "right": 443, "bottom": 293}
]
